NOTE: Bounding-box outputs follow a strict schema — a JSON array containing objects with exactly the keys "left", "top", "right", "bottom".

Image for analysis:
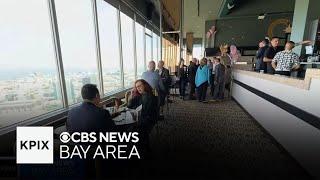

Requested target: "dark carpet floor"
[{"left": 135, "top": 98, "right": 311, "bottom": 179}]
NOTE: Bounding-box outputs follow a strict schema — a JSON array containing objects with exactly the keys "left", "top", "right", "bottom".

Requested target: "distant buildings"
[{"left": 0, "top": 70, "right": 135, "bottom": 127}]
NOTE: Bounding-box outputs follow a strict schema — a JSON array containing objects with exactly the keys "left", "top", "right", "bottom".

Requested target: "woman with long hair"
[
  {"left": 126, "top": 84, "right": 141, "bottom": 109},
  {"left": 128, "top": 79, "right": 157, "bottom": 156},
  {"left": 178, "top": 59, "right": 187, "bottom": 100}
]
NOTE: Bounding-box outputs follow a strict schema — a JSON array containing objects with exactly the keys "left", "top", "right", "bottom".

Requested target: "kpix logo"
[{"left": 16, "top": 127, "right": 53, "bottom": 164}]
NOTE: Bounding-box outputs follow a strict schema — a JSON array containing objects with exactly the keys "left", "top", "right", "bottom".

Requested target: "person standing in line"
[
  {"left": 195, "top": 58, "right": 210, "bottom": 102},
  {"left": 255, "top": 39, "right": 269, "bottom": 72},
  {"left": 263, "top": 37, "right": 280, "bottom": 74},
  {"left": 155, "top": 60, "right": 170, "bottom": 115},
  {"left": 178, "top": 59, "right": 187, "bottom": 100},
  {"left": 188, "top": 58, "right": 198, "bottom": 100},
  {"left": 196, "top": 59, "right": 200, "bottom": 67},
  {"left": 141, "top": 61, "right": 165, "bottom": 94},
  {"left": 210, "top": 59, "right": 217, "bottom": 97},
  {"left": 229, "top": 45, "right": 241, "bottom": 65},
  {"left": 212, "top": 58, "right": 226, "bottom": 101},
  {"left": 207, "top": 59, "right": 214, "bottom": 96},
  {"left": 219, "top": 44, "right": 231, "bottom": 66}
]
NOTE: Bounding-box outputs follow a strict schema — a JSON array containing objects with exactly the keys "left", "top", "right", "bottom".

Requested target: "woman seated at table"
[
  {"left": 126, "top": 86, "right": 141, "bottom": 109},
  {"left": 127, "top": 79, "right": 158, "bottom": 155}
]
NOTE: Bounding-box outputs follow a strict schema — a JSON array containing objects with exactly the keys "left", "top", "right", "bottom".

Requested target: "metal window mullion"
[
  {"left": 133, "top": 14, "right": 137, "bottom": 80},
  {"left": 151, "top": 28, "right": 153, "bottom": 61},
  {"left": 118, "top": 5, "right": 124, "bottom": 89},
  {"left": 48, "top": 0, "right": 68, "bottom": 108},
  {"left": 179, "top": 0, "right": 184, "bottom": 61},
  {"left": 159, "top": 0, "right": 162, "bottom": 60},
  {"left": 143, "top": 24, "right": 146, "bottom": 71},
  {"left": 92, "top": 0, "right": 104, "bottom": 95}
]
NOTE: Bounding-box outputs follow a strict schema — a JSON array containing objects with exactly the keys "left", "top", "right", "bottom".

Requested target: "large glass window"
[
  {"left": 145, "top": 34, "right": 152, "bottom": 65},
  {"left": 55, "top": 0, "right": 99, "bottom": 105},
  {"left": 120, "top": 12, "right": 135, "bottom": 88},
  {"left": 0, "top": 0, "right": 63, "bottom": 127},
  {"left": 193, "top": 44, "right": 203, "bottom": 60},
  {"left": 162, "top": 38, "right": 178, "bottom": 72},
  {"left": 97, "top": 0, "right": 122, "bottom": 93},
  {"left": 153, "top": 32, "right": 158, "bottom": 62},
  {"left": 158, "top": 35, "right": 161, "bottom": 61},
  {"left": 135, "top": 22, "right": 145, "bottom": 78}
]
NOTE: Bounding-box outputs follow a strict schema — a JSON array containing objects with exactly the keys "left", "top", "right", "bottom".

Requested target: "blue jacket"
[{"left": 195, "top": 65, "right": 210, "bottom": 87}]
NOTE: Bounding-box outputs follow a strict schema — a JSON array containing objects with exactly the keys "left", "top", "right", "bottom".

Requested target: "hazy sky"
[{"left": 0, "top": 0, "right": 160, "bottom": 74}]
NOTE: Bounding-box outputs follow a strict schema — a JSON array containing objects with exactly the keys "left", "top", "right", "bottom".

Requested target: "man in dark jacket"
[
  {"left": 188, "top": 58, "right": 197, "bottom": 100},
  {"left": 156, "top": 60, "right": 170, "bottom": 115},
  {"left": 213, "top": 58, "right": 225, "bottom": 101},
  {"left": 255, "top": 39, "right": 269, "bottom": 72},
  {"left": 263, "top": 37, "right": 280, "bottom": 74},
  {"left": 67, "top": 84, "right": 115, "bottom": 133}
]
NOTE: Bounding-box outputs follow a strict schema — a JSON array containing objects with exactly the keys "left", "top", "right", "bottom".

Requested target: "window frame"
[{"left": 0, "top": 0, "right": 161, "bottom": 133}]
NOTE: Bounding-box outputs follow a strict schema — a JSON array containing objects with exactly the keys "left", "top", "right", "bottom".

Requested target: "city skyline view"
[{"left": 0, "top": 0, "right": 160, "bottom": 128}]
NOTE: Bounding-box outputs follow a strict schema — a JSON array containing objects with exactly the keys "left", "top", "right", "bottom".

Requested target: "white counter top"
[{"left": 233, "top": 68, "right": 320, "bottom": 90}]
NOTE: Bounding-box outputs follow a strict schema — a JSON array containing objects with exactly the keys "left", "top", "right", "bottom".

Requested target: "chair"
[
  {"left": 168, "top": 74, "right": 179, "bottom": 99},
  {"left": 122, "top": 89, "right": 132, "bottom": 107}
]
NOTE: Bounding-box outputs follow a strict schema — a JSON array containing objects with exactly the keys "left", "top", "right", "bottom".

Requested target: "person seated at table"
[
  {"left": 67, "top": 84, "right": 116, "bottom": 134},
  {"left": 126, "top": 86, "right": 141, "bottom": 109},
  {"left": 128, "top": 79, "right": 158, "bottom": 155},
  {"left": 113, "top": 98, "right": 122, "bottom": 112}
]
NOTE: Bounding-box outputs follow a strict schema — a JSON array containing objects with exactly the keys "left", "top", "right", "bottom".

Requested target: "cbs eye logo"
[{"left": 60, "top": 132, "right": 71, "bottom": 143}]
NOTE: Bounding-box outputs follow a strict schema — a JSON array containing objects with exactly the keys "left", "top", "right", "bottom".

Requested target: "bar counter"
[{"left": 231, "top": 68, "right": 320, "bottom": 179}]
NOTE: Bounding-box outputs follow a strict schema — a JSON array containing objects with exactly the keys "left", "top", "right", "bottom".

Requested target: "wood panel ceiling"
[{"left": 161, "top": 0, "right": 180, "bottom": 30}]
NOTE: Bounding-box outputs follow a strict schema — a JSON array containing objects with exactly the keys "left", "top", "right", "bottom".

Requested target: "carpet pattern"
[{"left": 138, "top": 98, "right": 312, "bottom": 179}]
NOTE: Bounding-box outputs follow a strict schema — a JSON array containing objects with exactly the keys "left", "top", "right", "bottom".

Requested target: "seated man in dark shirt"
[{"left": 67, "top": 84, "right": 115, "bottom": 133}]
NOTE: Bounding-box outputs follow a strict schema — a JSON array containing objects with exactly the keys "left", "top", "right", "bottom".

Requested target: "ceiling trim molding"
[{"left": 218, "top": 0, "right": 227, "bottom": 18}]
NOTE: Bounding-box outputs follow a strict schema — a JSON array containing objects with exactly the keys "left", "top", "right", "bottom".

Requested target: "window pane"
[
  {"left": 193, "top": 44, "right": 202, "bottom": 60},
  {"left": 55, "top": 0, "right": 99, "bottom": 105},
  {"left": 158, "top": 35, "right": 161, "bottom": 61},
  {"left": 136, "top": 22, "right": 145, "bottom": 78},
  {"left": 97, "top": 0, "right": 122, "bottom": 93},
  {"left": 120, "top": 12, "right": 135, "bottom": 88},
  {"left": 145, "top": 28, "right": 152, "bottom": 35},
  {"left": 0, "top": 0, "right": 63, "bottom": 127},
  {"left": 146, "top": 34, "right": 152, "bottom": 65},
  {"left": 153, "top": 32, "right": 158, "bottom": 62}
]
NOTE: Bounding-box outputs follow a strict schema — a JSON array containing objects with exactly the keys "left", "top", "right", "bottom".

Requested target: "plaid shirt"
[{"left": 272, "top": 50, "right": 299, "bottom": 71}]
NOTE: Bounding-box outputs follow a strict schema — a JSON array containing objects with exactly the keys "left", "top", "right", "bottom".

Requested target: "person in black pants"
[
  {"left": 212, "top": 58, "right": 226, "bottom": 101},
  {"left": 195, "top": 58, "right": 210, "bottom": 102},
  {"left": 178, "top": 59, "right": 187, "bottom": 100},
  {"left": 263, "top": 37, "right": 280, "bottom": 74},
  {"left": 188, "top": 58, "right": 197, "bottom": 100}
]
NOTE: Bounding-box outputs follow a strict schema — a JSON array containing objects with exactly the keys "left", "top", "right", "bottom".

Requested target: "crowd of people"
[
  {"left": 178, "top": 49, "right": 236, "bottom": 103},
  {"left": 66, "top": 56, "right": 235, "bottom": 160},
  {"left": 66, "top": 37, "right": 315, "bottom": 170},
  {"left": 255, "top": 37, "right": 312, "bottom": 76}
]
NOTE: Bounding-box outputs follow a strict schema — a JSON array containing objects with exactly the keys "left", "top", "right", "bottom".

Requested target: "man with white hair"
[{"left": 141, "top": 61, "right": 165, "bottom": 94}]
